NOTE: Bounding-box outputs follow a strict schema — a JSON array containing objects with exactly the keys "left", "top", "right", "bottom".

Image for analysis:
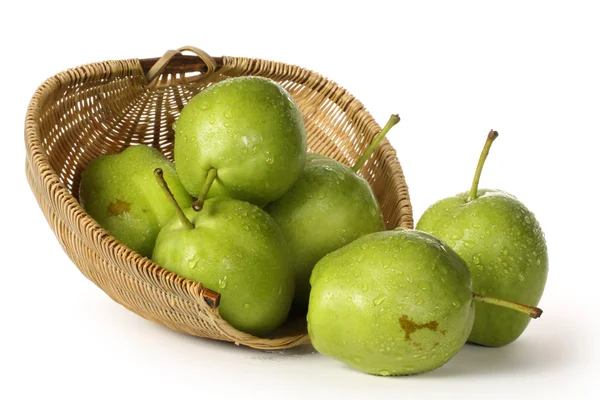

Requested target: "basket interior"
[{"left": 36, "top": 57, "right": 410, "bottom": 229}]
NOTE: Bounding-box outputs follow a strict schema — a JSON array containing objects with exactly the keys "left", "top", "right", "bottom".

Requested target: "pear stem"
[
  {"left": 472, "top": 293, "right": 543, "bottom": 319},
  {"left": 468, "top": 130, "right": 499, "bottom": 201},
  {"left": 352, "top": 114, "right": 400, "bottom": 173},
  {"left": 192, "top": 168, "right": 217, "bottom": 212},
  {"left": 154, "top": 168, "right": 194, "bottom": 230}
]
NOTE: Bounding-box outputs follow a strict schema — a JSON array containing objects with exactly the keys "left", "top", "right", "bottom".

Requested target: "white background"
[{"left": 1, "top": 1, "right": 599, "bottom": 399}]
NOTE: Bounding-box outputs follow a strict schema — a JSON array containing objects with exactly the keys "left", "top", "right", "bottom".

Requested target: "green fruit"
[
  {"left": 266, "top": 153, "right": 384, "bottom": 309},
  {"left": 417, "top": 131, "right": 548, "bottom": 347},
  {"left": 79, "top": 145, "right": 193, "bottom": 257},
  {"left": 151, "top": 169, "right": 294, "bottom": 336},
  {"left": 308, "top": 229, "right": 475, "bottom": 376},
  {"left": 266, "top": 115, "right": 400, "bottom": 309},
  {"left": 308, "top": 229, "right": 542, "bottom": 376},
  {"left": 174, "top": 76, "right": 307, "bottom": 207}
]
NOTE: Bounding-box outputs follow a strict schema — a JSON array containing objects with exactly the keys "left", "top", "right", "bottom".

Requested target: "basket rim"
[{"left": 24, "top": 51, "right": 413, "bottom": 349}]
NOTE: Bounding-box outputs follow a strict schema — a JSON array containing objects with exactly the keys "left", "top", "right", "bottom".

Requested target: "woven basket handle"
[{"left": 146, "top": 46, "right": 218, "bottom": 82}]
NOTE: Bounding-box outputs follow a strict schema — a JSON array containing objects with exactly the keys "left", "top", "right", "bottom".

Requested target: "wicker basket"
[{"left": 25, "top": 46, "right": 414, "bottom": 350}]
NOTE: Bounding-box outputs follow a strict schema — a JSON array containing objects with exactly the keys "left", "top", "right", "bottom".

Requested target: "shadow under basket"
[{"left": 25, "top": 47, "right": 414, "bottom": 350}]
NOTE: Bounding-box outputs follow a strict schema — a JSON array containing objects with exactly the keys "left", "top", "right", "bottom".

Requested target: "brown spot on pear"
[
  {"left": 107, "top": 199, "right": 131, "bottom": 216},
  {"left": 399, "top": 314, "right": 439, "bottom": 341}
]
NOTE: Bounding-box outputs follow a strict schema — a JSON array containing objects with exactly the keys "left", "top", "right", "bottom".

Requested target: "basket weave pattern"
[{"left": 25, "top": 51, "right": 413, "bottom": 349}]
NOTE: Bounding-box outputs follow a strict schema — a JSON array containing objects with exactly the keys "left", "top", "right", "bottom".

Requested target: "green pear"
[
  {"left": 151, "top": 169, "right": 295, "bottom": 336},
  {"left": 265, "top": 115, "right": 399, "bottom": 309},
  {"left": 307, "top": 229, "right": 542, "bottom": 376},
  {"left": 174, "top": 76, "right": 307, "bottom": 207},
  {"left": 416, "top": 131, "right": 548, "bottom": 347},
  {"left": 79, "top": 145, "right": 193, "bottom": 257}
]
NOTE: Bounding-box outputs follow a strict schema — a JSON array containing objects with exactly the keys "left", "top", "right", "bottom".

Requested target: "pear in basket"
[
  {"left": 79, "top": 145, "right": 193, "bottom": 257},
  {"left": 265, "top": 115, "right": 399, "bottom": 310},
  {"left": 151, "top": 169, "right": 295, "bottom": 336},
  {"left": 174, "top": 76, "right": 307, "bottom": 208}
]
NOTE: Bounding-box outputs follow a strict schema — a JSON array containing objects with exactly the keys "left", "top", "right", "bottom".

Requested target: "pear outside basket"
[{"left": 25, "top": 46, "right": 414, "bottom": 350}]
